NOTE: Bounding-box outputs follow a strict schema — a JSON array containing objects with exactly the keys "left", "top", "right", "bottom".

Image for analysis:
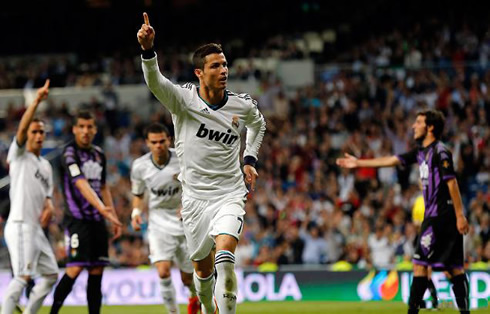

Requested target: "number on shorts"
[
  {"left": 70, "top": 233, "right": 79, "bottom": 248},
  {"left": 237, "top": 217, "right": 243, "bottom": 234}
]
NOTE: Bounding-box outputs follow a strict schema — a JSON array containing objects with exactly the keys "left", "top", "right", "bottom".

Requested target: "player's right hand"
[
  {"left": 137, "top": 12, "right": 155, "bottom": 51},
  {"left": 456, "top": 215, "right": 469, "bottom": 235},
  {"left": 100, "top": 206, "right": 123, "bottom": 227},
  {"left": 336, "top": 153, "right": 358, "bottom": 168},
  {"left": 131, "top": 215, "right": 143, "bottom": 231}
]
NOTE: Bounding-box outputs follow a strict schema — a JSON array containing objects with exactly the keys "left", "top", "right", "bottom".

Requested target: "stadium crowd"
[{"left": 0, "top": 18, "right": 489, "bottom": 272}]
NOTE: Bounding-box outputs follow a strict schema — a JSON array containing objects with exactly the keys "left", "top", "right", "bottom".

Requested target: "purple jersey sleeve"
[
  {"left": 396, "top": 148, "right": 418, "bottom": 168},
  {"left": 62, "top": 146, "right": 85, "bottom": 183}
]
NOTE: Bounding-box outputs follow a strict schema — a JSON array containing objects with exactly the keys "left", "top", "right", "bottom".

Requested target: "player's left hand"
[
  {"left": 244, "top": 165, "right": 258, "bottom": 191},
  {"left": 456, "top": 215, "right": 469, "bottom": 235},
  {"left": 40, "top": 207, "right": 53, "bottom": 228}
]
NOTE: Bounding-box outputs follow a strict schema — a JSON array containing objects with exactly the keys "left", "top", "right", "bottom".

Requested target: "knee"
[
  {"left": 159, "top": 270, "right": 171, "bottom": 279},
  {"left": 413, "top": 264, "right": 428, "bottom": 277}
]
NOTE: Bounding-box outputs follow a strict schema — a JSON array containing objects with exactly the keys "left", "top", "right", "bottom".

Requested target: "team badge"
[
  {"left": 442, "top": 160, "right": 450, "bottom": 168},
  {"left": 69, "top": 164, "right": 81, "bottom": 177},
  {"left": 232, "top": 115, "right": 240, "bottom": 128}
]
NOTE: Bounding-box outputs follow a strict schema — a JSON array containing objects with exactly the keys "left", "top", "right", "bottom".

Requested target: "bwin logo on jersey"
[
  {"left": 35, "top": 169, "right": 49, "bottom": 189},
  {"left": 150, "top": 186, "right": 180, "bottom": 197},
  {"left": 196, "top": 123, "right": 238, "bottom": 145}
]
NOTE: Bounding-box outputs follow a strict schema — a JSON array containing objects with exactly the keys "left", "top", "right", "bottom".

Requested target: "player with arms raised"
[
  {"left": 137, "top": 13, "right": 266, "bottom": 314},
  {"left": 2, "top": 80, "right": 59, "bottom": 314}
]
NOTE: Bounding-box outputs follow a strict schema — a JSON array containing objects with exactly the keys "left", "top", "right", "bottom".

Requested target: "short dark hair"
[
  {"left": 73, "top": 111, "right": 95, "bottom": 125},
  {"left": 192, "top": 43, "right": 223, "bottom": 69},
  {"left": 416, "top": 109, "right": 445, "bottom": 139},
  {"left": 144, "top": 123, "right": 170, "bottom": 138},
  {"left": 31, "top": 117, "right": 45, "bottom": 125}
]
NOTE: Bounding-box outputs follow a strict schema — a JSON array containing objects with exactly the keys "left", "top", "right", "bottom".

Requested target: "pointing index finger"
[
  {"left": 43, "top": 79, "right": 50, "bottom": 89},
  {"left": 143, "top": 12, "right": 150, "bottom": 26}
]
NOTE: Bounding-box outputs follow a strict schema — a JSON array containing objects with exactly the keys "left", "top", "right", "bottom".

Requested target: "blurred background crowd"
[{"left": 0, "top": 1, "right": 488, "bottom": 272}]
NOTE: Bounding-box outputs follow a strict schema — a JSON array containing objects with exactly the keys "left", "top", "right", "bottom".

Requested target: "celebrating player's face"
[
  {"left": 412, "top": 115, "right": 428, "bottom": 141},
  {"left": 200, "top": 53, "right": 228, "bottom": 90},
  {"left": 73, "top": 118, "right": 97, "bottom": 148},
  {"left": 27, "top": 121, "right": 45, "bottom": 152},
  {"left": 146, "top": 132, "right": 169, "bottom": 157}
]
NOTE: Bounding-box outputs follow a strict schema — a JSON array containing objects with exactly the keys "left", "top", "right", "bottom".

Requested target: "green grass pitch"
[{"left": 38, "top": 301, "right": 475, "bottom": 313}]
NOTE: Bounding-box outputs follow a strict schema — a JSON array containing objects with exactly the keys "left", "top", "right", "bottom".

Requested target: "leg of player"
[
  {"left": 50, "top": 266, "right": 83, "bottom": 314},
  {"left": 214, "top": 234, "right": 239, "bottom": 314},
  {"left": 193, "top": 254, "right": 217, "bottom": 314},
  {"left": 448, "top": 268, "right": 469, "bottom": 314},
  {"left": 426, "top": 267, "right": 438, "bottom": 309},
  {"left": 407, "top": 264, "right": 428, "bottom": 314},
  {"left": 181, "top": 271, "right": 200, "bottom": 314},
  {"left": 1, "top": 275, "right": 29, "bottom": 314},
  {"left": 87, "top": 266, "right": 104, "bottom": 314},
  {"left": 156, "top": 261, "right": 179, "bottom": 314},
  {"left": 24, "top": 273, "right": 58, "bottom": 313}
]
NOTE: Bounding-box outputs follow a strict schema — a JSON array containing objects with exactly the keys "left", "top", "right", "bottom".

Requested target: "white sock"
[
  {"left": 1, "top": 277, "right": 27, "bottom": 314},
  {"left": 24, "top": 275, "right": 58, "bottom": 314},
  {"left": 193, "top": 271, "right": 216, "bottom": 314},
  {"left": 215, "top": 250, "right": 237, "bottom": 314},
  {"left": 160, "top": 277, "right": 179, "bottom": 314}
]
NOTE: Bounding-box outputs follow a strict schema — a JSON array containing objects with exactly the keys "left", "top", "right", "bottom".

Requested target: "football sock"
[
  {"left": 408, "top": 276, "right": 428, "bottom": 314},
  {"left": 451, "top": 274, "right": 469, "bottom": 314},
  {"left": 87, "top": 274, "right": 103, "bottom": 314},
  {"left": 194, "top": 271, "right": 216, "bottom": 314},
  {"left": 160, "top": 277, "right": 179, "bottom": 314},
  {"left": 50, "top": 273, "right": 76, "bottom": 314},
  {"left": 24, "top": 274, "right": 57, "bottom": 313},
  {"left": 1, "top": 277, "right": 27, "bottom": 314},
  {"left": 215, "top": 250, "right": 237, "bottom": 314}
]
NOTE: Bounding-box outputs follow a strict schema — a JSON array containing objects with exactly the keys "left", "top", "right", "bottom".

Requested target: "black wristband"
[
  {"left": 142, "top": 49, "right": 156, "bottom": 59},
  {"left": 244, "top": 156, "right": 257, "bottom": 168}
]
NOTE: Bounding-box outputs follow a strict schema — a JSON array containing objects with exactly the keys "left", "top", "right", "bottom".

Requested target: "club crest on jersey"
[
  {"left": 232, "top": 115, "right": 240, "bottom": 128},
  {"left": 196, "top": 123, "right": 238, "bottom": 145}
]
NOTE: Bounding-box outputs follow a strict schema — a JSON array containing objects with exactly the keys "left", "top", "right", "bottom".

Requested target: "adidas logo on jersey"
[
  {"left": 200, "top": 107, "right": 210, "bottom": 114},
  {"left": 196, "top": 123, "right": 238, "bottom": 145}
]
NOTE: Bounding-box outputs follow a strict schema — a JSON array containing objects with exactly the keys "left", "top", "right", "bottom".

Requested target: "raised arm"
[
  {"left": 138, "top": 12, "right": 189, "bottom": 115},
  {"left": 16, "top": 79, "right": 49, "bottom": 146},
  {"left": 336, "top": 153, "right": 400, "bottom": 169}
]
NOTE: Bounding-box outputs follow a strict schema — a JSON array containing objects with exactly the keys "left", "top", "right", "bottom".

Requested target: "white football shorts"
[
  {"left": 5, "top": 221, "right": 59, "bottom": 276},
  {"left": 148, "top": 227, "right": 193, "bottom": 273},
  {"left": 181, "top": 194, "right": 246, "bottom": 261}
]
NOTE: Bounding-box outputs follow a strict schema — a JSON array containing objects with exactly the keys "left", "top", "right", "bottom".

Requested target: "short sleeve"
[
  {"left": 130, "top": 162, "right": 145, "bottom": 196},
  {"left": 396, "top": 148, "right": 418, "bottom": 168},
  {"left": 62, "top": 146, "right": 85, "bottom": 182},
  {"left": 437, "top": 146, "right": 456, "bottom": 181},
  {"left": 7, "top": 138, "right": 26, "bottom": 163}
]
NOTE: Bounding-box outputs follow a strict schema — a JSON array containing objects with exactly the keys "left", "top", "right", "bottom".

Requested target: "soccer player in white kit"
[
  {"left": 2, "top": 80, "right": 59, "bottom": 314},
  {"left": 130, "top": 123, "right": 200, "bottom": 314},
  {"left": 137, "top": 13, "right": 266, "bottom": 314}
]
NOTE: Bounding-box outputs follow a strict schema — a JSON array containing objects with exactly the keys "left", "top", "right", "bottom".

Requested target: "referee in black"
[{"left": 337, "top": 109, "right": 470, "bottom": 314}]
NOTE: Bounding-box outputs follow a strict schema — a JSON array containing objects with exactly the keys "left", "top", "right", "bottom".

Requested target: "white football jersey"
[
  {"left": 131, "top": 149, "right": 184, "bottom": 235},
  {"left": 142, "top": 55, "right": 266, "bottom": 199},
  {"left": 7, "top": 138, "right": 53, "bottom": 225}
]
